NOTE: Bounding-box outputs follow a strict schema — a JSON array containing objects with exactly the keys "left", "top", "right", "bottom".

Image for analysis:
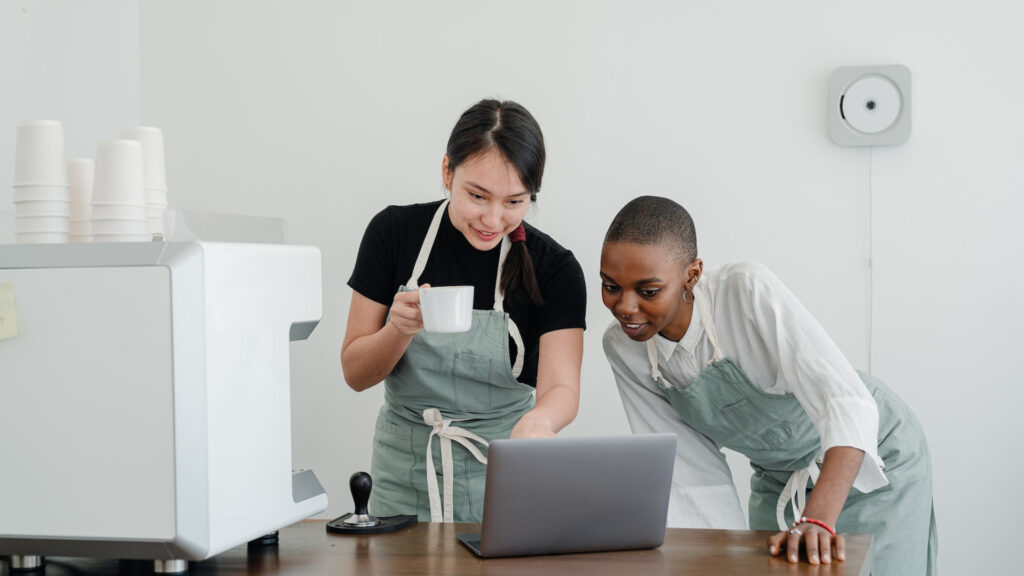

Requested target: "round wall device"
[{"left": 830, "top": 64, "right": 911, "bottom": 146}]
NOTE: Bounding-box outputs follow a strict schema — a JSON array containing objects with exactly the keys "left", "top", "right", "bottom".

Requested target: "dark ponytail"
[{"left": 446, "top": 99, "right": 545, "bottom": 307}]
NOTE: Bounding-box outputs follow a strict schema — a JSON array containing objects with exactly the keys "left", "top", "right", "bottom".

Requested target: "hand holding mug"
[{"left": 389, "top": 284, "right": 429, "bottom": 336}]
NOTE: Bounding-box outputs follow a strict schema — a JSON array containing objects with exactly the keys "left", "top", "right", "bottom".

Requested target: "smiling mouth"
[
  {"left": 620, "top": 320, "right": 648, "bottom": 337},
  {"left": 474, "top": 228, "right": 499, "bottom": 240}
]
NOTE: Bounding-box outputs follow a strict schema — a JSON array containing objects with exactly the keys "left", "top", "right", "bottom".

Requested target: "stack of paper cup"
[
  {"left": 12, "top": 120, "right": 70, "bottom": 244},
  {"left": 120, "top": 126, "right": 167, "bottom": 238},
  {"left": 90, "top": 140, "right": 148, "bottom": 242},
  {"left": 68, "top": 158, "right": 94, "bottom": 242}
]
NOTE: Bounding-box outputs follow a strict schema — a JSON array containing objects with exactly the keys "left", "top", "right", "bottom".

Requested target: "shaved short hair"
[{"left": 604, "top": 196, "right": 698, "bottom": 264}]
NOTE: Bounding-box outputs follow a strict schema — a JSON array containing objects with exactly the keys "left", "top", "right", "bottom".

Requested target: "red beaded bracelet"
[{"left": 795, "top": 516, "right": 836, "bottom": 536}]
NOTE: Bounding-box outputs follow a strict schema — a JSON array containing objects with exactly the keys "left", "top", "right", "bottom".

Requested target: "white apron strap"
[
  {"left": 646, "top": 339, "right": 663, "bottom": 382},
  {"left": 693, "top": 280, "right": 726, "bottom": 365},
  {"left": 776, "top": 462, "right": 821, "bottom": 530},
  {"left": 422, "top": 408, "right": 490, "bottom": 523},
  {"left": 405, "top": 199, "right": 449, "bottom": 288},
  {"left": 493, "top": 236, "right": 525, "bottom": 379}
]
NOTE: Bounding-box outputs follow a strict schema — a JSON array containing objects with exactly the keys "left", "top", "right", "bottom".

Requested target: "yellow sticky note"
[{"left": 0, "top": 282, "right": 18, "bottom": 340}]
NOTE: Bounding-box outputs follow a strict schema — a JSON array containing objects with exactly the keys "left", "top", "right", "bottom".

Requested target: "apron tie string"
[
  {"left": 422, "top": 408, "right": 490, "bottom": 523},
  {"left": 775, "top": 462, "right": 820, "bottom": 530}
]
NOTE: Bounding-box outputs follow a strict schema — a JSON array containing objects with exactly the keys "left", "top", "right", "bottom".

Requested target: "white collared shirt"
[{"left": 603, "top": 262, "right": 887, "bottom": 529}]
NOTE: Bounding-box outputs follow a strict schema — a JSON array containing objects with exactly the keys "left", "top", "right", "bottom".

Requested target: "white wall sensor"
[{"left": 830, "top": 64, "right": 911, "bottom": 146}]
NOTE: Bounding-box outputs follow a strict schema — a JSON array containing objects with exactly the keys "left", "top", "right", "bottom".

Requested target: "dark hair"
[
  {"left": 447, "top": 99, "right": 546, "bottom": 306},
  {"left": 605, "top": 196, "right": 698, "bottom": 265}
]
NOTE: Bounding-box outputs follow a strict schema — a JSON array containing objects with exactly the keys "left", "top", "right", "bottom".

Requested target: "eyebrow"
[
  {"left": 600, "top": 272, "right": 664, "bottom": 284},
  {"left": 465, "top": 181, "right": 531, "bottom": 199}
]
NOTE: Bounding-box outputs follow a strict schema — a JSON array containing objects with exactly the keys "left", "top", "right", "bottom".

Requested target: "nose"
[
  {"left": 480, "top": 202, "right": 502, "bottom": 229},
  {"left": 614, "top": 293, "right": 639, "bottom": 318}
]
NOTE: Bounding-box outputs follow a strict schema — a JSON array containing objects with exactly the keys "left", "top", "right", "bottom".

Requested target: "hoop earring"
[{"left": 682, "top": 288, "right": 693, "bottom": 305}]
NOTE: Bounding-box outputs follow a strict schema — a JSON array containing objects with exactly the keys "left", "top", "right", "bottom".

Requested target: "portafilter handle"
[{"left": 350, "top": 471, "right": 373, "bottom": 517}]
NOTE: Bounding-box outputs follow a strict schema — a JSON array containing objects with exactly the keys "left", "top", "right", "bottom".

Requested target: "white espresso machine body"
[{"left": 0, "top": 241, "right": 328, "bottom": 561}]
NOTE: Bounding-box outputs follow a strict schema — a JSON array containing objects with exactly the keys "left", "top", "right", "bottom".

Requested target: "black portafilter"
[{"left": 325, "top": 471, "right": 418, "bottom": 535}]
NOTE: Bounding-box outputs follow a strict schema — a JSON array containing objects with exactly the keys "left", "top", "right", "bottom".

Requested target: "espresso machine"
[{"left": 0, "top": 240, "right": 328, "bottom": 574}]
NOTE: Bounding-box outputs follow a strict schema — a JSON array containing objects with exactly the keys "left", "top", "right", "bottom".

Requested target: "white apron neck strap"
[
  {"left": 405, "top": 200, "right": 449, "bottom": 288},
  {"left": 646, "top": 339, "right": 664, "bottom": 382},
  {"left": 492, "top": 236, "right": 511, "bottom": 311},
  {"left": 493, "top": 236, "right": 525, "bottom": 378},
  {"left": 693, "top": 280, "right": 726, "bottom": 364}
]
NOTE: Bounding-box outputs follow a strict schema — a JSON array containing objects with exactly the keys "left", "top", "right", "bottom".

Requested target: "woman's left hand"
[{"left": 767, "top": 523, "right": 845, "bottom": 565}]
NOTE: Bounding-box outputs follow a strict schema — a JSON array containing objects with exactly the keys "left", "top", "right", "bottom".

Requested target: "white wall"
[
  {"left": 0, "top": 0, "right": 140, "bottom": 210},
  {"left": 6, "top": 1, "right": 1019, "bottom": 574}
]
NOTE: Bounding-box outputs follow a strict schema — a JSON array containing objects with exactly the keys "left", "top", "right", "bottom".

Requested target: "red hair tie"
[{"left": 509, "top": 224, "right": 526, "bottom": 243}]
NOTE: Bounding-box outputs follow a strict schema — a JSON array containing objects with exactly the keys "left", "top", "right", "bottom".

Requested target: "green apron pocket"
[
  {"left": 719, "top": 398, "right": 794, "bottom": 450},
  {"left": 452, "top": 352, "right": 493, "bottom": 410}
]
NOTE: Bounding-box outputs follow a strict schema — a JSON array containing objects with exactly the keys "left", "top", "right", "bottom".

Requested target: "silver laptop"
[{"left": 457, "top": 433, "right": 676, "bottom": 558}]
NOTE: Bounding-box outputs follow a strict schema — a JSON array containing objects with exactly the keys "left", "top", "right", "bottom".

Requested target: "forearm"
[
  {"left": 519, "top": 382, "right": 580, "bottom": 433},
  {"left": 801, "top": 446, "right": 864, "bottom": 527},
  {"left": 341, "top": 321, "right": 414, "bottom": 391}
]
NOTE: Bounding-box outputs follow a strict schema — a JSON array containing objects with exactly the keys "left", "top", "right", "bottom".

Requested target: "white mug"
[{"left": 419, "top": 286, "right": 474, "bottom": 333}]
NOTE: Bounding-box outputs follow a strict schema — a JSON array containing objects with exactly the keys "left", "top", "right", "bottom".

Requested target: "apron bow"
[
  {"left": 776, "top": 462, "right": 820, "bottom": 530},
  {"left": 422, "top": 408, "right": 490, "bottom": 523}
]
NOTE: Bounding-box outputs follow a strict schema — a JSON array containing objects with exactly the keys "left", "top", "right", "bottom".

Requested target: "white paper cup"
[
  {"left": 146, "top": 188, "right": 168, "bottom": 207},
  {"left": 91, "top": 218, "right": 148, "bottom": 236},
  {"left": 14, "top": 120, "right": 68, "bottom": 186},
  {"left": 14, "top": 199, "right": 71, "bottom": 216},
  {"left": 147, "top": 215, "right": 166, "bottom": 236},
  {"left": 15, "top": 231, "right": 68, "bottom": 244},
  {"left": 13, "top": 184, "right": 70, "bottom": 202},
  {"left": 92, "top": 140, "right": 146, "bottom": 208},
  {"left": 92, "top": 204, "right": 146, "bottom": 220},
  {"left": 14, "top": 215, "right": 70, "bottom": 233},
  {"left": 70, "top": 234, "right": 92, "bottom": 244},
  {"left": 91, "top": 233, "right": 150, "bottom": 243},
  {"left": 419, "top": 286, "right": 474, "bottom": 333},
  {"left": 120, "top": 126, "right": 167, "bottom": 191},
  {"left": 68, "top": 158, "right": 95, "bottom": 214}
]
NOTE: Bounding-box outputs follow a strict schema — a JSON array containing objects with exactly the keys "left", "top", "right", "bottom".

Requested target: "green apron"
[
  {"left": 370, "top": 199, "right": 535, "bottom": 523},
  {"left": 647, "top": 283, "right": 937, "bottom": 575}
]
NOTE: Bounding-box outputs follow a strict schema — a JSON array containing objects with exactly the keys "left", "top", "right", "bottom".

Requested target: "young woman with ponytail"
[{"left": 342, "top": 99, "right": 586, "bottom": 523}]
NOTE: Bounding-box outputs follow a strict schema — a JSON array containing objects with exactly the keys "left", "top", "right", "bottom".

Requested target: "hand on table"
[{"left": 767, "top": 522, "right": 845, "bottom": 565}]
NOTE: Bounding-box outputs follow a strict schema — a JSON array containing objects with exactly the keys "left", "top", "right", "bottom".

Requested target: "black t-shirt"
[{"left": 347, "top": 200, "right": 587, "bottom": 387}]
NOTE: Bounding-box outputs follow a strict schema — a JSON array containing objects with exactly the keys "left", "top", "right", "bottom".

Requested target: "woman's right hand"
[{"left": 388, "top": 283, "right": 430, "bottom": 336}]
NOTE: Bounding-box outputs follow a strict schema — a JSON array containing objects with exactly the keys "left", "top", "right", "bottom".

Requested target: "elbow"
[
  {"left": 343, "top": 373, "right": 365, "bottom": 392},
  {"left": 340, "top": 350, "right": 371, "bottom": 392},
  {"left": 341, "top": 365, "right": 374, "bottom": 392},
  {"left": 340, "top": 358, "right": 384, "bottom": 392}
]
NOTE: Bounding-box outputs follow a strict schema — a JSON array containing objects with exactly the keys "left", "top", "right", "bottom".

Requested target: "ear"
[
  {"left": 441, "top": 154, "right": 452, "bottom": 190},
  {"left": 684, "top": 258, "right": 704, "bottom": 290}
]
